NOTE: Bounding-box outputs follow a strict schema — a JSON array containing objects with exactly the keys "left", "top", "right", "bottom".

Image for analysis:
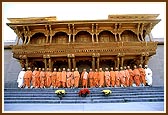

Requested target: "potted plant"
[
  {"left": 55, "top": 90, "right": 66, "bottom": 100},
  {"left": 102, "top": 89, "right": 112, "bottom": 96},
  {"left": 78, "top": 88, "right": 90, "bottom": 97}
]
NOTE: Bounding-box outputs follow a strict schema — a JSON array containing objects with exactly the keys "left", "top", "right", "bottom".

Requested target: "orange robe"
[
  {"left": 32, "top": 70, "right": 40, "bottom": 88},
  {"left": 93, "top": 72, "right": 99, "bottom": 87},
  {"left": 99, "top": 71, "right": 104, "bottom": 87},
  {"left": 71, "top": 72, "right": 75, "bottom": 87},
  {"left": 138, "top": 68, "right": 146, "bottom": 85},
  {"left": 133, "top": 69, "right": 141, "bottom": 86},
  {"left": 115, "top": 71, "right": 120, "bottom": 87},
  {"left": 119, "top": 70, "right": 126, "bottom": 87},
  {"left": 24, "top": 70, "right": 32, "bottom": 88},
  {"left": 56, "top": 72, "right": 62, "bottom": 87},
  {"left": 40, "top": 71, "right": 46, "bottom": 88},
  {"left": 74, "top": 71, "right": 80, "bottom": 88},
  {"left": 105, "top": 71, "right": 111, "bottom": 87},
  {"left": 110, "top": 71, "right": 116, "bottom": 87},
  {"left": 45, "top": 72, "right": 52, "bottom": 87},
  {"left": 128, "top": 69, "right": 134, "bottom": 86},
  {"left": 66, "top": 72, "right": 72, "bottom": 88},
  {"left": 124, "top": 70, "right": 130, "bottom": 87},
  {"left": 61, "top": 71, "right": 67, "bottom": 88},
  {"left": 88, "top": 71, "right": 94, "bottom": 88},
  {"left": 51, "top": 71, "right": 57, "bottom": 87}
]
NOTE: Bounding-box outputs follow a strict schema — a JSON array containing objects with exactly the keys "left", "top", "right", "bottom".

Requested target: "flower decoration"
[
  {"left": 78, "top": 88, "right": 90, "bottom": 97},
  {"left": 55, "top": 90, "right": 66, "bottom": 100},
  {"left": 102, "top": 90, "right": 112, "bottom": 96}
]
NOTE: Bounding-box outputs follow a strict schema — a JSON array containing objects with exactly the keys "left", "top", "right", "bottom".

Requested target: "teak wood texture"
[{"left": 6, "top": 14, "right": 160, "bottom": 71}]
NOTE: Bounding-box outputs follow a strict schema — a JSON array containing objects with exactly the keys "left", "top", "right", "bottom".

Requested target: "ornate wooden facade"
[{"left": 7, "top": 14, "right": 160, "bottom": 72}]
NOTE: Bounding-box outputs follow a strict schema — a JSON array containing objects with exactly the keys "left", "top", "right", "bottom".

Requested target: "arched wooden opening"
[
  {"left": 98, "top": 30, "right": 115, "bottom": 42},
  {"left": 30, "top": 32, "right": 46, "bottom": 44},
  {"left": 52, "top": 32, "right": 68, "bottom": 43},
  {"left": 75, "top": 31, "right": 92, "bottom": 43},
  {"left": 121, "top": 30, "right": 138, "bottom": 42}
]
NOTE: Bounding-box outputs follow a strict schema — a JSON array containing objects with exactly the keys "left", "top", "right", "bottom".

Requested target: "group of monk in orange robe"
[{"left": 22, "top": 64, "right": 146, "bottom": 88}]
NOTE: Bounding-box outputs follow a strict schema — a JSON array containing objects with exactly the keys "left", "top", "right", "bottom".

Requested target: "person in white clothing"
[
  {"left": 17, "top": 68, "right": 26, "bottom": 88},
  {"left": 144, "top": 65, "right": 153, "bottom": 86}
]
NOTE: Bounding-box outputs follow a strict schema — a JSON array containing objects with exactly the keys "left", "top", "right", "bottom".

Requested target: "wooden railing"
[{"left": 12, "top": 42, "right": 158, "bottom": 58}]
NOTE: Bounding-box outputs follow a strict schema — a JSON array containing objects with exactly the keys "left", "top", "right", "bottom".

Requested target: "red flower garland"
[{"left": 78, "top": 88, "right": 90, "bottom": 97}]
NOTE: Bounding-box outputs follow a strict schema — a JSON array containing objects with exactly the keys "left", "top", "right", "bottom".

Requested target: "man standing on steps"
[
  {"left": 56, "top": 68, "right": 62, "bottom": 88},
  {"left": 133, "top": 65, "right": 141, "bottom": 87},
  {"left": 138, "top": 64, "right": 146, "bottom": 86},
  {"left": 124, "top": 66, "right": 130, "bottom": 87},
  {"left": 127, "top": 66, "right": 134, "bottom": 87},
  {"left": 74, "top": 68, "right": 80, "bottom": 88},
  {"left": 66, "top": 68, "right": 72, "bottom": 88},
  {"left": 115, "top": 67, "right": 120, "bottom": 87},
  {"left": 40, "top": 68, "right": 46, "bottom": 88},
  {"left": 110, "top": 67, "right": 116, "bottom": 87},
  {"left": 61, "top": 68, "right": 67, "bottom": 88},
  {"left": 32, "top": 67, "right": 40, "bottom": 88},
  {"left": 51, "top": 68, "right": 57, "bottom": 88},
  {"left": 119, "top": 67, "right": 126, "bottom": 87},
  {"left": 99, "top": 68, "right": 105, "bottom": 87},
  {"left": 88, "top": 68, "right": 94, "bottom": 88},
  {"left": 71, "top": 69, "right": 75, "bottom": 88},
  {"left": 93, "top": 69, "right": 99, "bottom": 87},
  {"left": 17, "top": 68, "right": 26, "bottom": 88},
  {"left": 45, "top": 68, "right": 52, "bottom": 88},
  {"left": 104, "top": 68, "right": 111, "bottom": 87},
  {"left": 144, "top": 65, "right": 153, "bottom": 86},
  {"left": 23, "top": 67, "right": 32, "bottom": 88}
]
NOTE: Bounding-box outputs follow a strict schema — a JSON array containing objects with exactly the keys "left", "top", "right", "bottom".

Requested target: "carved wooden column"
[
  {"left": 45, "top": 35, "right": 49, "bottom": 43},
  {"left": 68, "top": 34, "right": 71, "bottom": 43},
  {"left": 116, "top": 56, "right": 120, "bottom": 69},
  {"left": 24, "top": 36, "right": 27, "bottom": 44},
  {"left": 96, "top": 57, "right": 99, "bottom": 70},
  {"left": 140, "top": 23, "right": 145, "bottom": 41},
  {"left": 68, "top": 24, "right": 71, "bottom": 43},
  {"left": 49, "top": 58, "right": 52, "bottom": 69},
  {"left": 91, "top": 24, "right": 94, "bottom": 43},
  {"left": 96, "top": 34, "right": 98, "bottom": 42},
  {"left": 114, "top": 33, "right": 117, "bottom": 42},
  {"left": 44, "top": 58, "right": 47, "bottom": 69},
  {"left": 118, "top": 33, "right": 121, "bottom": 42},
  {"left": 114, "top": 23, "right": 118, "bottom": 42},
  {"left": 72, "top": 24, "right": 75, "bottom": 43},
  {"left": 49, "top": 25, "right": 53, "bottom": 43},
  {"left": 27, "top": 35, "right": 31, "bottom": 44},
  {"left": 92, "top": 54, "right": 95, "bottom": 70},
  {"left": 95, "top": 24, "right": 98, "bottom": 42},
  {"left": 49, "top": 35, "right": 52, "bottom": 43},
  {"left": 72, "top": 34, "right": 75, "bottom": 43},
  {"left": 67, "top": 54, "right": 71, "bottom": 69},
  {"left": 92, "top": 34, "right": 94, "bottom": 43}
]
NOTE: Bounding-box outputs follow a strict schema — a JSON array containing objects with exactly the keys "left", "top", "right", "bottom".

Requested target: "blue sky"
[{"left": 2, "top": 2, "right": 166, "bottom": 41}]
